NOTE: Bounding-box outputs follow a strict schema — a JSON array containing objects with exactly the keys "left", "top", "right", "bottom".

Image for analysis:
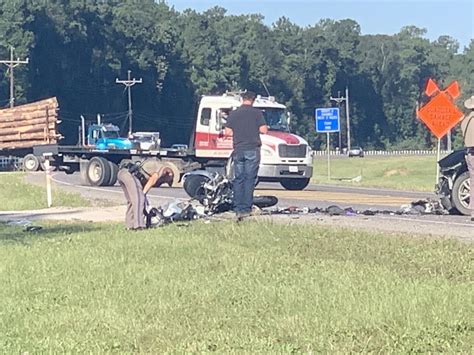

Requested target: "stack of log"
[{"left": 0, "top": 97, "right": 62, "bottom": 149}]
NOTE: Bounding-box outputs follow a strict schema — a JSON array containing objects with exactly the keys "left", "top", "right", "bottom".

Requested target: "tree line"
[{"left": 0, "top": 0, "right": 473, "bottom": 148}]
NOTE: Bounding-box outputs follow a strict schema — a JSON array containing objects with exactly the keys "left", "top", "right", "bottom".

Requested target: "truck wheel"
[
  {"left": 106, "top": 161, "right": 119, "bottom": 186},
  {"left": 451, "top": 171, "right": 470, "bottom": 216},
  {"left": 23, "top": 154, "right": 40, "bottom": 172},
  {"left": 280, "top": 178, "right": 310, "bottom": 191},
  {"left": 87, "top": 157, "right": 111, "bottom": 186},
  {"left": 183, "top": 174, "right": 210, "bottom": 200},
  {"left": 162, "top": 162, "right": 181, "bottom": 187}
]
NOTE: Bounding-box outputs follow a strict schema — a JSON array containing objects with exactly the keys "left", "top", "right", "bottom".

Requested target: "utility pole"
[
  {"left": 330, "top": 91, "right": 343, "bottom": 150},
  {"left": 330, "top": 86, "right": 351, "bottom": 152},
  {"left": 115, "top": 70, "right": 142, "bottom": 135},
  {"left": 0, "top": 46, "right": 29, "bottom": 108},
  {"left": 345, "top": 86, "right": 351, "bottom": 152}
]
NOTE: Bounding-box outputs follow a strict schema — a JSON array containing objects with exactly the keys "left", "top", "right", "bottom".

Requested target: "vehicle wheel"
[
  {"left": 183, "top": 174, "right": 210, "bottom": 199},
  {"left": 253, "top": 195, "right": 278, "bottom": 208},
  {"left": 451, "top": 171, "right": 470, "bottom": 216},
  {"left": 23, "top": 154, "right": 40, "bottom": 172},
  {"left": 162, "top": 161, "right": 181, "bottom": 187},
  {"left": 280, "top": 178, "right": 310, "bottom": 191},
  {"left": 87, "top": 157, "right": 111, "bottom": 186},
  {"left": 106, "top": 161, "right": 119, "bottom": 186}
]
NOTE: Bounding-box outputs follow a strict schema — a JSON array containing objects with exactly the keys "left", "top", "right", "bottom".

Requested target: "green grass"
[
  {"left": 313, "top": 155, "right": 441, "bottom": 191},
  {"left": 0, "top": 172, "right": 90, "bottom": 210},
  {"left": 0, "top": 221, "right": 472, "bottom": 352}
]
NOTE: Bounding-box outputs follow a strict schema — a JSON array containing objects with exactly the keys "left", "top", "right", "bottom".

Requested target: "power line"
[
  {"left": 116, "top": 70, "right": 142, "bottom": 136},
  {"left": 0, "top": 46, "right": 29, "bottom": 108}
]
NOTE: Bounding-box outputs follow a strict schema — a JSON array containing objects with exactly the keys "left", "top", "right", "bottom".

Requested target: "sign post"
[
  {"left": 417, "top": 79, "right": 463, "bottom": 184},
  {"left": 315, "top": 108, "right": 340, "bottom": 181},
  {"left": 326, "top": 132, "right": 331, "bottom": 180}
]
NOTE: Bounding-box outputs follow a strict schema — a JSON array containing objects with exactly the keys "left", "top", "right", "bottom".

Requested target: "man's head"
[
  {"left": 464, "top": 96, "right": 474, "bottom": 111},
  {"left": 155, "top": 167, "right": 174, "bottom": 187},
  {"left": 241, "top": 91, "right": 256, "bottom": 105}
]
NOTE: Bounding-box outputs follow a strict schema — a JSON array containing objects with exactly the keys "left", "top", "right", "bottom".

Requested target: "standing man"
[
  {"left": 225, "top": 91, "right": 268, "bottom": 220},
  {"left": 461, "top": 95, "right": 474, "bottom": 221},
  {"left": 117, "top": 159, "right": 174, "bottom": 230}
]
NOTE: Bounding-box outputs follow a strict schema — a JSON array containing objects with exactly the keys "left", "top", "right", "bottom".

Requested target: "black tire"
[
  {"left": 87, "top": 157, "right": 111, "bottom": 186},
  {"left": 106, "top": 161, "right": 119, "bottom": 186},
  {"left": 23, "top": 154, "right": 40, "bottom": 172},
  {"left": 451, "top": 171, "right": 470, "bottom": 216},
  {"left": 280, "top": 178, "right": 310, "bottom": 191},
  {"left": 253, "top": 195, "right": 278, "bottom": 208},
  {"left": 183, "top": 174, "right": 210, "bottom": 199}
]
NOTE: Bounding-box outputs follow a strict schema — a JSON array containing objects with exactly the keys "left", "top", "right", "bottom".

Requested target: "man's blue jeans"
[{"left": 232, "top": 149, "right": 260, "bottom": 214}]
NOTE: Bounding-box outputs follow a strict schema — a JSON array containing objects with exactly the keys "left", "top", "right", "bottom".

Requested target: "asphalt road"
[
  {"left": 47, "top": 171, "right": 429, "bottom": 211},
  {"left": 24, "top": 172, "right": 473, "bottom": 240}
]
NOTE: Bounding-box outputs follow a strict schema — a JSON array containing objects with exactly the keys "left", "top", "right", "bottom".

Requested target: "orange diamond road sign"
[{"left": 417, "top": 79, "right": 463, "bottom": 139}]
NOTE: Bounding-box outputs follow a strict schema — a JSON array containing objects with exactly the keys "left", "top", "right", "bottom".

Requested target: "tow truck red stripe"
[{"left": 266, "top": 131, "right": 300, "bottom": 144}]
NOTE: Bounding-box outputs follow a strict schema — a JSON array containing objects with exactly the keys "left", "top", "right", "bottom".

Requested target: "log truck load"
[{"left": 0, "top": 97, "right": 61, "bottom": 171}]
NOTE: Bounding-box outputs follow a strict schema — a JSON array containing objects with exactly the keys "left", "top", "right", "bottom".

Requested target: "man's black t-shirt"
[{"left": 226, "top": 105, "right": 266, "bottom": 152}]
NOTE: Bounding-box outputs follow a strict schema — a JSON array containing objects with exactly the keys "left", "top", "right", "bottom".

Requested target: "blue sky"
[{"left": 167, "top": 0, "right": 473, "bottom": 51}]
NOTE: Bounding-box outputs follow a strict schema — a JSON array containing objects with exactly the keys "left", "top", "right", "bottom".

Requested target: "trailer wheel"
[
  {"left": 451, "top": 171, "right": 470, "bottom": 216},
  {"left": 87, "top": 157, "right": 111, "bottom": 186},
  {"left": 106, "top": 161, "right": 119, "bottom": 186},
  {"left": 162, "top": 162, "right": 181, "bottom": 187},
  {"left": 23, "top": 154, "right": 40, "bottom": 172},
  {"left": 280, "top": 178, "right": 310, "bottom": 191}
]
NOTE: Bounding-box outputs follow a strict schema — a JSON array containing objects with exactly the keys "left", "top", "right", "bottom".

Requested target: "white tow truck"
[{"left": 193, "top": 92, "right": 313, "bottom": 190}]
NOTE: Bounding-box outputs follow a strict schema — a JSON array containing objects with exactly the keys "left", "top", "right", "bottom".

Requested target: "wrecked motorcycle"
[
  {"left": 182, "top": 170, "right": 278, "bottom": 213},
  {"left": 437, "top": 149, "right": 470, "bottom": 215},
  {"left": 144, "top": 170, "right": 278, "bottom": 227}
]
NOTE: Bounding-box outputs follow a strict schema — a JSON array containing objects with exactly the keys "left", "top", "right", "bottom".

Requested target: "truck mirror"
[
  {"left": 216, "top": 110, "right": 228, "bottom": 131},
  {"left": 287, "top": 112, "right": 291, "bottom": 126}
]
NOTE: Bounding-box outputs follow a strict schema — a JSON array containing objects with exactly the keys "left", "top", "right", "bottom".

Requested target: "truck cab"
[
  {"left": 194, "top": 92, "right": 313, "bottom": 190},
  {"left": 87, "top": 124, "right": 133, "bottom": 150}
]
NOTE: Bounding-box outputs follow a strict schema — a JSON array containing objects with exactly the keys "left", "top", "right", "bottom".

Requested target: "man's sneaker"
[{"left": 235, "top": 211, "right": 251, "bottom": 222}]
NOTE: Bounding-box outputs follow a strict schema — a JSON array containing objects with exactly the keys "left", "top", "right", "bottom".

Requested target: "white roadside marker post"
[{"left": 44, "top": 155, "right": 52, "bottom": 208}]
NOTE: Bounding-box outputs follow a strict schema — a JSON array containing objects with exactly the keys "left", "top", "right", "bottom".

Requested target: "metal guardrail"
[
  {"left": 312, "top": 150, "right": 451, "bottom": 156},
  {"left": 0, "top": 156, "right": 22, "bottom": 171}
]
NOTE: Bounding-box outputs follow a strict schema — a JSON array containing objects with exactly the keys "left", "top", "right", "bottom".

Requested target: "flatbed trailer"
[{"left": 33, "top": 144, "right": 202, "bottom": 187}]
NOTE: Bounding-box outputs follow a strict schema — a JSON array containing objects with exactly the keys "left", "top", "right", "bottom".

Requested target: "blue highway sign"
[{"left": 315, "top": 107, "right": 340, "bottom": 133}]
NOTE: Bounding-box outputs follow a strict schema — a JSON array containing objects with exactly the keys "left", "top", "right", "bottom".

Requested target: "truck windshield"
[
  {"left": 103, "top": 131, "right": 120, "bottom": 139},
  {"left": 261, "top": 108, "right": 289, "bottom": 131}
]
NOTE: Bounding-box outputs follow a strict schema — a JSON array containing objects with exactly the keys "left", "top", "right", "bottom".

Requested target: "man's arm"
[
  {"left": 224, "top": 127, "right": 233, "bottom": 137},
  {"left": 257, "top": 112, "right": 268, "bottom": 134},
  {"left": 143, "top": 173, "right": 159, "bottom": 194}
]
